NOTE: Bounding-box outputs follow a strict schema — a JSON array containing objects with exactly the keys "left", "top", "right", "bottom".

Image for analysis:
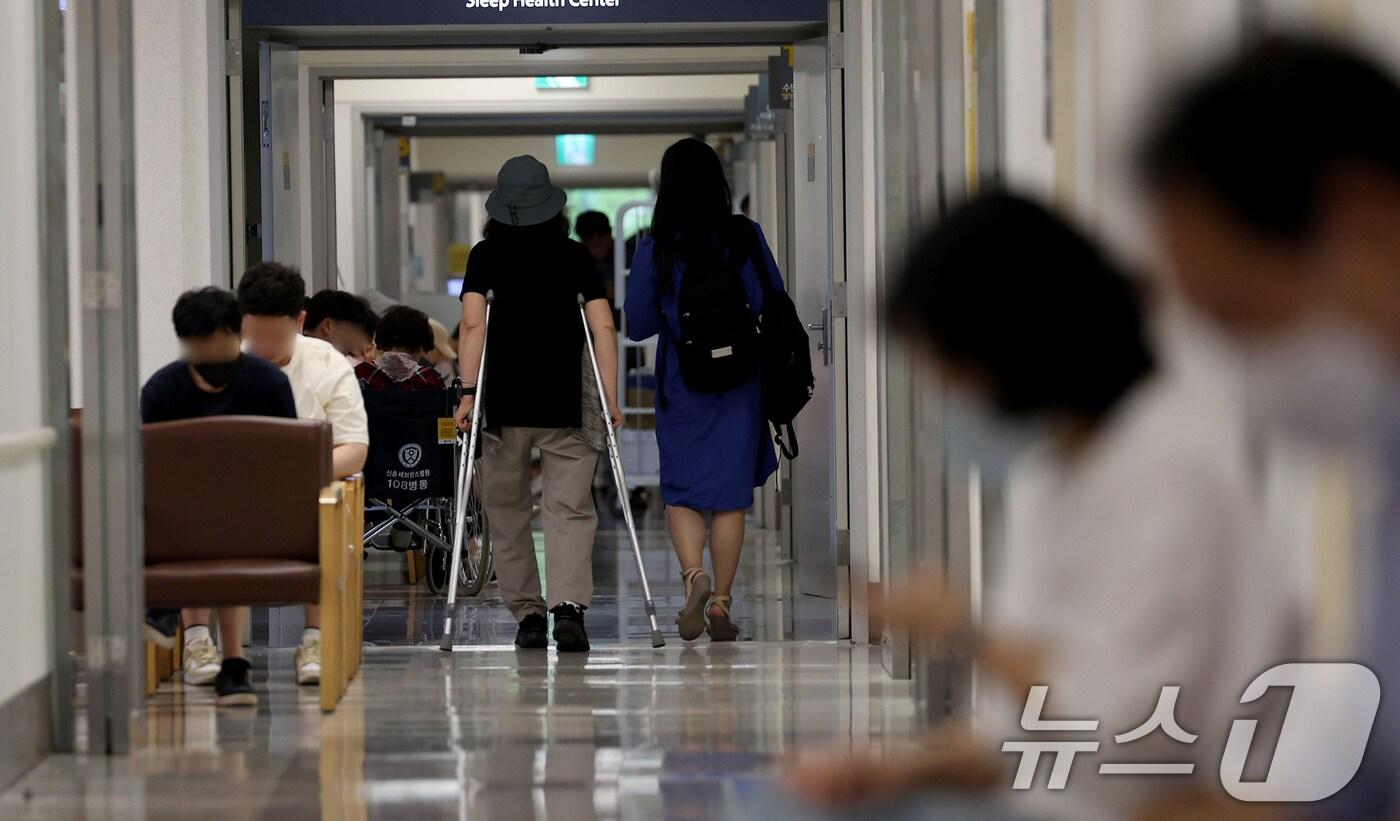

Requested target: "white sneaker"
[
  {"left": 183, "top": 636, "right": 222, "bottom": 686},
  {"left": 294, "top": 637, "right": 321, "bottom": 686}
]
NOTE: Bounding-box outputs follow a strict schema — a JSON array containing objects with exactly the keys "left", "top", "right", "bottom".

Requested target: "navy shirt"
[{"left": 140, "top": 354, "right": 298, "bottom": 424}]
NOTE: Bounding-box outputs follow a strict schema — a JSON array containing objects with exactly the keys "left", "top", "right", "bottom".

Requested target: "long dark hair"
[
  {"left": 888, "top": 192, "right": 1154, "bottom": 422},
  {"left": 483, "top": 212, "right": 570, "bottom": 242},
  {"left": 649, "top": 138, "right": 742, "bottom": 293}
]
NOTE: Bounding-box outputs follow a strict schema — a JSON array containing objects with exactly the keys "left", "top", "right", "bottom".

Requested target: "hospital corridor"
[{"left": 5, "top": 1, "right": 1400, "bottom": 820}]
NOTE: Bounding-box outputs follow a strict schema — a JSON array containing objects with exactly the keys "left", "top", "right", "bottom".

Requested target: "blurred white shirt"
[
  {"left": 981, "top": 366, "right": 1298, "bottom": 821},
  {"left": 279, "top": 334, "right": 368, "bottom": 447}
]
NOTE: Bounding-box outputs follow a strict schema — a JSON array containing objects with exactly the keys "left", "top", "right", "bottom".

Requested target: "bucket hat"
[{"left": 485, "top": 155, "right": 567, "bottom": 226}]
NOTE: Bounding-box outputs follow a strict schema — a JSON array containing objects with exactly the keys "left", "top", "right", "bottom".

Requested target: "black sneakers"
[
  {"left": 215, "top": 658, "right": 258, "bottom": 707},
  {"left": 515, "top": 613, "right": 548, "bottom": 649},
  {"left": 551, "top": 603, "right": 590, "bottom": 653},
  {"left": 143, "top": 609, "right": 181, "bottom": 649}
]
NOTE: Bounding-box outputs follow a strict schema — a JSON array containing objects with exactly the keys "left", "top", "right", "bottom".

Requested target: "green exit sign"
[
  {"left": 556, "top": 134, "right": 597, "bottom": 167},
  {"left": 535, "top": 76, "right": 590, "bottom": 90}
]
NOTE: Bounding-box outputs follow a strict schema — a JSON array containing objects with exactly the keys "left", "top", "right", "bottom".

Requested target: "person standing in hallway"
[
  {"left": 1140, "top": 36, "right": 1400, "bottom": 819},
  {"left": 576, "top": 210, "right": 617, "bottom": 301},
  {"left": 238, "top": 262, "right": 369, "bottom": 686},
  {"left": 139, "top": 287, "right": 299, "bottom": 707},
  {"left": 624, "top": 138, "right": 786, "bottom": 643},
  {"left": 454, "top": 155, "right": 620, "bottom": 653}
]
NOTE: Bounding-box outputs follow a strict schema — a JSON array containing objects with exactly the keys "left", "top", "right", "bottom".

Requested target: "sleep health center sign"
[
  {"left": 464, "top": 0, "right": 627, "bottom": 9},
  {"left": 242, "top": 0, "right": 828, "bottom": 27}
]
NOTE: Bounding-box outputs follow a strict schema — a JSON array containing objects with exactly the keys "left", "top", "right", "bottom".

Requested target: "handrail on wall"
[{"left": 0, "top": 427, "right": 58, "bottom": 466}]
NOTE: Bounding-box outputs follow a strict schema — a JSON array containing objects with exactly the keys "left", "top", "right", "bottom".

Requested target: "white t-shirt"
[
  {"left": 278, "top": 334, "right": 368, "bottom": 447},
  {"left": 980, "top": 368, "right": 1298, "bottom": 821}
]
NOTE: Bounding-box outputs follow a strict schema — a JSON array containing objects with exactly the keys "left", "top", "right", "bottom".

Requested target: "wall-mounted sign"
[
  {"left": 536, "top": 76, "right": 590, "bottom": 90},
  {"left": 745, "top": 74, "right": 779, "bottom": 141},
  {"left": 244, "top": 0, "right": 826, "bottom": 27},
  {"left": 556, "top": 134, "right": 597, "bottom": 167},
  {"left": 768, "top": 54, "right": 794, "bottom": 110}
]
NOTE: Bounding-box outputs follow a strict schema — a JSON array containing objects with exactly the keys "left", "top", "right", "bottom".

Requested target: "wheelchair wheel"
[
  {"left": 426, "top": 461, "right": 493, "bottom": 598},
  {"left": 457, "top": 461, "right": 493, "bottom": 597},
  {"left": 422, "top": 506, "right": 452, "bottom": 595},
  {"left": 426, "top": 541, "right": 449, "bottom": 595}
]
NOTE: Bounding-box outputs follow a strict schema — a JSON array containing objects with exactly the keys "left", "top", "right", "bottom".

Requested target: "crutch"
[
  {"left": 440, "top": 289, "right": 493, "bottom": 652},
  {"left": 578, "top": 293, "right": 666, "bottom": 648}
]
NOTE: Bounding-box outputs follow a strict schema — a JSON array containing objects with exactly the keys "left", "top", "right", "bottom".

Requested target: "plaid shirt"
[{"left": 354, "top": 360, "right": 446, "bottom": 392}]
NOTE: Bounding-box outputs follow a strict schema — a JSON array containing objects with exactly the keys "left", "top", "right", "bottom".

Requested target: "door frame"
[{"left": 238, "top": 31, "right": 861, "bottom": 644}]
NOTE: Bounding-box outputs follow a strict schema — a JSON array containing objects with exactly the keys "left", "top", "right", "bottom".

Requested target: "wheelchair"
[{"left": 361, "top": 385, "right": 493, "bottom": 597}]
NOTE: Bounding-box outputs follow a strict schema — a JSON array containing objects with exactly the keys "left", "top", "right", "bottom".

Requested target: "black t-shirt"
[
  {"left": 140, "top": 354, "right": 299, "bottom": 424},
  {"left": 462, "top": 236, "right": 607, "bottom": 429}
]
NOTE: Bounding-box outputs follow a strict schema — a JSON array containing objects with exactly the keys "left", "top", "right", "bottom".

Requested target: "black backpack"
[
  {"left": 751, "top": 239, "right": 815, "bottom": 459},
  {"left": 671, "top": 218, "right": 814, "bottom": 459},
  {"left": 674, "top": 234, "right": 762, "bottom": 393}
]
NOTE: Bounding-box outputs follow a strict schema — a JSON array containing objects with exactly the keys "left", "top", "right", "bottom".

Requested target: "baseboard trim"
[{"left": 0, "top": 674, "right": 52, "bottom": 792}]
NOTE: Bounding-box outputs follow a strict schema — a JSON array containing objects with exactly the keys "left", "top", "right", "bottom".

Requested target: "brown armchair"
[{"left": 72, "top": 414, "right": 364, "bottom": 712}]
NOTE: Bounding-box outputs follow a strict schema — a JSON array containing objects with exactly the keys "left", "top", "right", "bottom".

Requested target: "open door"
[
  {"left": 259, "top": 42, "right": 299, "bottom": 269},
  {"left": 258, "top": 42, "right": 336, "bottom": 289},
  {"left": 786, "top": 36, "right": 843, "bottom": 617}
]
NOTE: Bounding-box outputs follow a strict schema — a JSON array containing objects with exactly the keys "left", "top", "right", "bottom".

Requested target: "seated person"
[
  {"left": 139, "top": 287, "right": 298, "bottom": 707},
  {"left": 356, "top": 306, "right": 447, "bottom": 391},
  {"left": 238, "top": 263, "right": 369, "bottom": 687},
  {"left": 777, "top": 194, "right": 1296, "bottom": 821},
  {"left": 425, "top": 317, "right": 459, "bottom": 382},
  {"left": 304, "top": 289, "right": 377, "bottom": 364}
]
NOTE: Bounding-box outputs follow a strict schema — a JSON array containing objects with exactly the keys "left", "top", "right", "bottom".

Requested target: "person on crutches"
[{"left": 451, "top": 155, "right": 620, "bottom": 653}]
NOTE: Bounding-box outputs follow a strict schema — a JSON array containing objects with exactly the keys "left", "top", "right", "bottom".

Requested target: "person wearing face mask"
[
  {"left": 1140, "top": 36, "right": 1400, "bottom": 819},
  {"left": 775, "top": 193, "right": 1293, "bottom": 821},
  {"left": 139, "top": 287, "right": 299, "bottom": 707},
  {"left": 356, "top": 306, "right": 447, "bottom": 391}
]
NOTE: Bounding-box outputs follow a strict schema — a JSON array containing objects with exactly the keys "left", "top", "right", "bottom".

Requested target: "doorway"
[{"left": 237, "top": 10, "right": 852, "bottom": 638}]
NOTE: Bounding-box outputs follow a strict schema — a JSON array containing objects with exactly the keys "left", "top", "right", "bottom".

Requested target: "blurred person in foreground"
[
  {"left": 773, "top": 193, "right": 1294, "bottom": 821},
  {"left": 1141, "top": 34, "right": 1400, "bottom": 819}
]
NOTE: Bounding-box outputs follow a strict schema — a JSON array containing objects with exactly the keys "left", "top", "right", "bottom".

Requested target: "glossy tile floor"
[{"left": 2, "top": 513, "right": 919, "bottom": 820}]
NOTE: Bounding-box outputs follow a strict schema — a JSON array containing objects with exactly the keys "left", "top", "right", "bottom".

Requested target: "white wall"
[
  {"left": 131, "top": 0, "right": 227, "bottom": 382},
  {"left": 1001, "top": 0, "right": 1242, "bottom": 261},
  {"left": 334, "top": 74, "right": 755, "bottom": 294},
  {"left": 412, "top": 133, "right": 684, "bottom": 184},
  {"left": 999, "top": 0, "right": 1055, "bottom": 202},
  {"left": 0, "top": 0, "right": 54, "bottom": 708},
  {"left": 334, "top": 74, "right": 758, "bottom": 106}
]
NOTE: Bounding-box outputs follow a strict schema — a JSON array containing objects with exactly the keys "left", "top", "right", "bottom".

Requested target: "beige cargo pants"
[{"left": 482, "top": 427, "right": 600, "bottom": 620}]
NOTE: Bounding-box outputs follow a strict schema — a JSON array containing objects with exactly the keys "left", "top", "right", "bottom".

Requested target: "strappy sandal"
[
  {"left": 706, "top": 595, "right": 739, "bottom": 642},
  {"left": 677, "top": 567, "right": 712, "bottom": 641}
]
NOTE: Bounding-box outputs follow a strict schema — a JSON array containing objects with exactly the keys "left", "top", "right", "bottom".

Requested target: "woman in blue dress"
[{"left": 625, "top": 138, "right": 785, "bottom": 642}]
